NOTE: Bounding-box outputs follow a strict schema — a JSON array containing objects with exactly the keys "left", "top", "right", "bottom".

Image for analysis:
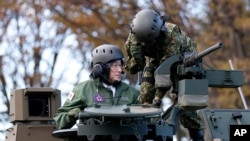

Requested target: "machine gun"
[
  {"left": 155, "top": 42, "right": 243, "bottom": 110},
  {"left": 183, "top": 42, "right": 224, "bottom": 66}
]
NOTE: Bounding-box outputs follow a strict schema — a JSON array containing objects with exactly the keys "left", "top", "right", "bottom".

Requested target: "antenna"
[{"left": 228, "top": 59, "right": 248, "bottom": 110}]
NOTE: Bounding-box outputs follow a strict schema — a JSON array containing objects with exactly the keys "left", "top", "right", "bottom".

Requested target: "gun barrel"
[
  {"left": 184, "top": 42, "right": 223, "bottom": 65},
  {"left": 197, "top": 42, "right": 223, "bottom": 59}
]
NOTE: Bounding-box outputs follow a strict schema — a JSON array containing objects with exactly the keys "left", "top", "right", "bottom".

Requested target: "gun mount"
[{"left": 155, "top": 42, "right": 244, "bottom": 110}]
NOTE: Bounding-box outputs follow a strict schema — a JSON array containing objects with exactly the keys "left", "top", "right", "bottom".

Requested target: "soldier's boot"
[{"left": 188, "top": 128, "right": 204, "bottom": 141}]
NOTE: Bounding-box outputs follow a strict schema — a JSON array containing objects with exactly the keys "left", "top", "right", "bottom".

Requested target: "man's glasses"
[{"left": 109, "top": 64, "right": 123, "bottom": 70}]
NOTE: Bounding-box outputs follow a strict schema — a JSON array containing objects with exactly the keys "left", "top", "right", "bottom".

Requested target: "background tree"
[
  {"left": 197, "top": 0, "right": 250, "bottom": 109},
  {"left": 0, "top": 0, "right": 250, "bottom": 140},
  {"left": 0, "top": 0, "right": 86, "bottom": 136}
]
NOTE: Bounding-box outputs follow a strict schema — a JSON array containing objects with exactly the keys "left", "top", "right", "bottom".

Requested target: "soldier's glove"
[
  {"left": 124, "top": 56, "right": 144, "bottom": 74},
  {"left": 152, "top": 99, "right": 162, "bottom": 108},
  {"left": 67, "top": 108, "right": 81, "bottom": 121}
]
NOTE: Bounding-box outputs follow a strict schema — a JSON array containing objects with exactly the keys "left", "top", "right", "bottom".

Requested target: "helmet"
[
  {"left": 92, "top": 44, "right": 124, "bottom": 66},
  {"left": 91, "top": 44, "right": 124, "bottom": 82},
  {"left": 131, "top": 9, "right": 164, "bottom": 42}
]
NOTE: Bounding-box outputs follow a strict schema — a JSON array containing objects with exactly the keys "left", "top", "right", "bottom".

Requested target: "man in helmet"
[
  {"left": 124, "top": 9, "right": 204, "bottom": 141},
  {"left": 54, "top": 44, "right": 140, "bottom": 129}
]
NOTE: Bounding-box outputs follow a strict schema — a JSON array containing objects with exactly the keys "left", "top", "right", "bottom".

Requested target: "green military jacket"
[
  {"left": 125, "top": 22, "right": 197, "bottom": 74},
  {"left": 53, "top": 78, "right": 139, "bottom": 129}
]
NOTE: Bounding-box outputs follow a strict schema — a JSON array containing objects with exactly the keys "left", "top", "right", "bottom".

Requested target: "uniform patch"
[
  {"left": 68, "top": 92, "right": 74, "bottom": 100},
  {"left": 93, "top": 94, "right": 105, "bottom": 102}
]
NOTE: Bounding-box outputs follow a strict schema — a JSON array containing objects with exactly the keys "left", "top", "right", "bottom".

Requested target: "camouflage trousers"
[
  {"left": 162, "top": 99, "right": 204, "bottom": 129},
  {"left": 180, "top": 111, "right": 204, "bottom": 129}
]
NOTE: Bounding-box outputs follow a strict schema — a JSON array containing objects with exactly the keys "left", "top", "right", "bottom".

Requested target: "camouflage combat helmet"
[
  {"left": 92, "top": 44, "right": 124, "bottom": 65},
  {"left": 130, "top": 9, "right": 164, "bottom": 42}
]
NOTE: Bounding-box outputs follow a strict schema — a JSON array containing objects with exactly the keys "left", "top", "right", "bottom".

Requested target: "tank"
[{"left": 5, "top": 42, "right": 249, "bottom": 141}]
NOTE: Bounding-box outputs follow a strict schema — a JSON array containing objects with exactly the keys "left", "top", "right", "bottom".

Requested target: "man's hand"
[
  {"left": 152, "top": 96, "right": 161, "bottom": 108},
  {"left": 68, "top": 108, "right": 81, "bottom": 119}
]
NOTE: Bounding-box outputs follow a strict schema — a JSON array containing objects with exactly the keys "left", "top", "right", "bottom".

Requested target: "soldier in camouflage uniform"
[{"left": 124, "top": 9, "right": 204, "bottom": 141}]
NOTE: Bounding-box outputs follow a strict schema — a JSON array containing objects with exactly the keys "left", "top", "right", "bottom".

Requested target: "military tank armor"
[{"left": 199, "top": 109, "right": 250, "bottom": 141}]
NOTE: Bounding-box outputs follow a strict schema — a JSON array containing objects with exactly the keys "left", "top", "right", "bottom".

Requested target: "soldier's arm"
[
  {"left": 154, "top": 25, "right": 180, "bottom": 100},
  {"left": 124, "top": 33, "right": 146, "bottom": 74}
]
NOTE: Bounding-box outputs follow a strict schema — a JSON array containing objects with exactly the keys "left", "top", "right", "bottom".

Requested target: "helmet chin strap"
[{"left": 156, "top": 26, "right": 167, "bottom": 41}]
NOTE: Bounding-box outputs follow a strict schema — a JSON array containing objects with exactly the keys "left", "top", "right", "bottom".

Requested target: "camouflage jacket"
[
  {"left": 125, "top": 22, "right": 197, "bottom": 74},
  {"left": 53, "top": 78, "right": 139, "bottom": 129}
]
